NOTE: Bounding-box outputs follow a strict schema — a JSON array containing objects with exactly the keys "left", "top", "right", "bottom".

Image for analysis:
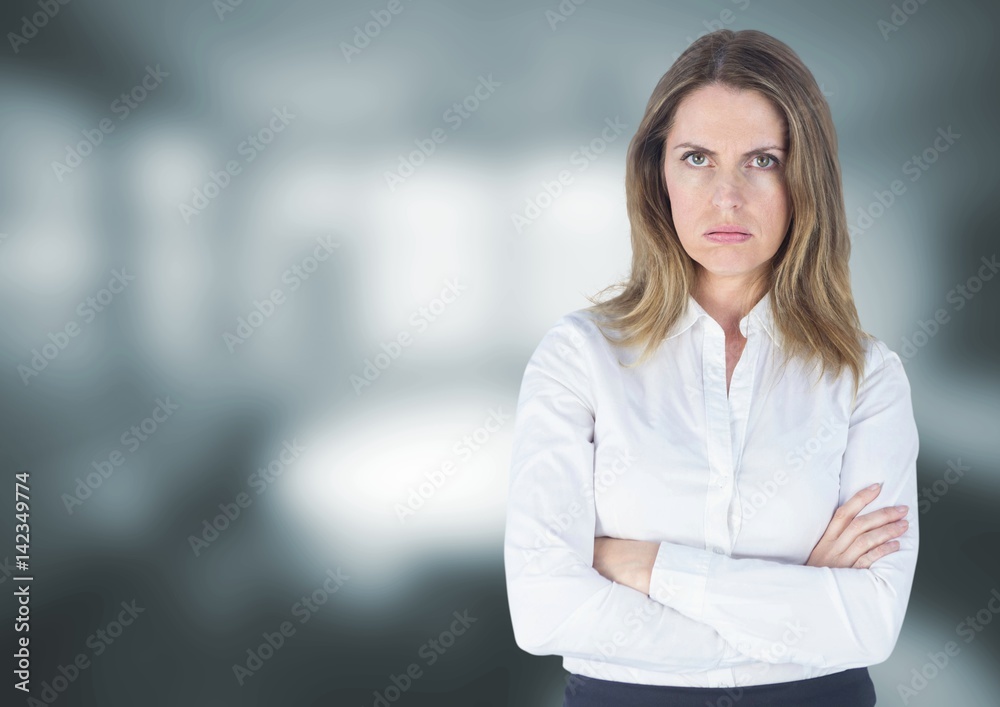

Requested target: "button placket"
[
  {"left": 727, "top": 316, "right": 761, "bottom": 546},
  {"left": 701, "top": 320, "right": 735, "bottom": 557}
]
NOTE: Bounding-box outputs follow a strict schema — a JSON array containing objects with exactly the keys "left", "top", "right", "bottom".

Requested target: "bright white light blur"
[
  {"left": 278, "top": 391, "right": 511, "bottom": 583},
  {"left": 0, "top": 226, "right": 96, "bottom": 298},
  {"left": 381, "top": 164, "right": 489, "bottom": 292},
  {"left": 553, "top": 182, "right": 624, "bottom": 236},
  {"left": 0, "top": 89, "right": 102, "bottom": 301}
]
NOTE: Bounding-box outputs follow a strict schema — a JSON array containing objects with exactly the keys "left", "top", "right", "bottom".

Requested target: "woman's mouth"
[{"left": 704, "top": 231, "right": 752, "bottom": 243}]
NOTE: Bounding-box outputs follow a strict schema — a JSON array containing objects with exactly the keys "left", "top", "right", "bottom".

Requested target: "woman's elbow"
[
  {"left": 506, "top": 586, "right": 557, "bottom": 656},
  {"left": 855, "top": 571, "right": 910, "bottom": 666}
]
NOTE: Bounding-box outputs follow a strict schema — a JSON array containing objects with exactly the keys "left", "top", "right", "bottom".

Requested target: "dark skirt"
[{"left": 563, "top": 667, "right": 876, "bottom": 707}]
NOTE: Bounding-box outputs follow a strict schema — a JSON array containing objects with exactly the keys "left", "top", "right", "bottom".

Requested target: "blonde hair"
[{"left": 586, "top": 28, "right": 872, "bottom": 401}]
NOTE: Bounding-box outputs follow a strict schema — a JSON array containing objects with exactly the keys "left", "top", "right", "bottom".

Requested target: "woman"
[{"left": 503, "top": 29, "right": 919, "bottom": 707}]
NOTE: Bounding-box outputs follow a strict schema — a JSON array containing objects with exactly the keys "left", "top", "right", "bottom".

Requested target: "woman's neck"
[{"left": 692, "top": 278, "right": 766, "bottom": 336}]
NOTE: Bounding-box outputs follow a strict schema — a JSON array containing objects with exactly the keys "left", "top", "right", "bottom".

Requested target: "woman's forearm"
[{"left": 593, "top": 537, "right": 659, "bottom": 594}]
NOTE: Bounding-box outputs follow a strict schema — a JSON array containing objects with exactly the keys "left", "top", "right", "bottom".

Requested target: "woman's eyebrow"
[{"left": 672, "top": 142, "right": 787, "bottom": 158}]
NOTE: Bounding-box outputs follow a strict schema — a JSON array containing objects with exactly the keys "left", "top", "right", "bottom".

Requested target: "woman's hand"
[
  {"left": 593, "top": 537, "right": 659, "bottom": 594},
  {"left": 807, "top": 483, "right": 909, "bottom": 569}
]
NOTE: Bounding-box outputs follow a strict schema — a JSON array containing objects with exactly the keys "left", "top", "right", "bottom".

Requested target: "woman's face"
[{"left": 663, "top": 83, "right": 792, "bottom": 293}]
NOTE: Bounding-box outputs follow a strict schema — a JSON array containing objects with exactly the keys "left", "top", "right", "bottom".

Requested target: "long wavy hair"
[{"left": 586, "top": 28, "right": 872, "bottom": 401}]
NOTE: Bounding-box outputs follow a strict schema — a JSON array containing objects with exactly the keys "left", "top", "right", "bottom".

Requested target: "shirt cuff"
[{"left": 648, "top": 541, "right": 713, "bottom": 621}]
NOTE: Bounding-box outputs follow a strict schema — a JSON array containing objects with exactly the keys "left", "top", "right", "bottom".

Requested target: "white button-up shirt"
[{"left": 503, "top": 291, "right": 919, "bottom": 687}]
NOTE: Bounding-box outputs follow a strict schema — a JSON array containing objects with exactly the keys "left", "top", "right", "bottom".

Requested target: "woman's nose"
[{"left": 711, "top": 172, "right": 746, "bottom": 210}]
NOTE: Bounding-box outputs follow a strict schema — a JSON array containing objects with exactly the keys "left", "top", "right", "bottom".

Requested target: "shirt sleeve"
[
  {"left": 647, "top": 343, "right": 920, "bottom": 669},
  {"left": 504, "top": 315, "right": 750, "bottom": 673}
]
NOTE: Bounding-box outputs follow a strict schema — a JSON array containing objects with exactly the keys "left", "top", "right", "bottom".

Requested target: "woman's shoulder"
[
  {"left": 524, "top": 307, "right": 627, "bottom": 379},
  {"left": 536, "top": 306, "right": 622, "bottom": 356},
  {"left": 860, "top": 334, "right": 904, "bottom": 373},
  {"left": 548, "top": 305, "right": 604, "bottom": 332},
  {"left": 854, "top": 333, "right": 911, "bottom": 395}
]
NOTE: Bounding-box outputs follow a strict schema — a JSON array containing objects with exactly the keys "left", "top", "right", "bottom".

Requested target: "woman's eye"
[
  {"left": 681, "top": 152, "right": 781, "bottom": 169},
  {"left": 753, "top": 154, "right": 779, "bottom": 169}
]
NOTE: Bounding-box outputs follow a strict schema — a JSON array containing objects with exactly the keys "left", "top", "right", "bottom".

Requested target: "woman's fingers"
[
  {"left": 811, "top": 483, "right": 910, "bottom": 569},
  {"left": 848, "top": 517, "right": 908, "bottom": 557},
  {"left": 852, "top": 540, "right": 900, "bottom": 569},
  {"left": 838, "top": 514, "right": 908, "bottom": 569},
  {"left": 821, "top": 483, "right": 881, "bottom": 540},
  {"left": 835, "top": 505, "right": 908, "bottom": 552}
]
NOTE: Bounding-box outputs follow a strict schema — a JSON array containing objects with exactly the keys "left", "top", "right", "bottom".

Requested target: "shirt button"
[{"left": 713, "top": 547, "right": 725, "bottom": 555}]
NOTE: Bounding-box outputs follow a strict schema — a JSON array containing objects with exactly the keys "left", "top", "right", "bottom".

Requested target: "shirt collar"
[{"left": 665, "top": 290, "right": 782, "bottom": 347}]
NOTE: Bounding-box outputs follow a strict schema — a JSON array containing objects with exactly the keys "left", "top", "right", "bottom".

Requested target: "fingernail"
[
  {"left": 869, "top": 482, "right": 882, "bottom": 490},
  {"left": 895, "top": 505, "right": 908, "bottom": 513}
]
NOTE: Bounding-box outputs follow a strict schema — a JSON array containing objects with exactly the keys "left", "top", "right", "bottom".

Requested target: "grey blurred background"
[{"left": 0, "top": 0, "right": 997, "bottom": 704}]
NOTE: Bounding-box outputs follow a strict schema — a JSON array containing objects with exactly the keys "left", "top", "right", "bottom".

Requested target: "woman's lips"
[{"left": 704, "top": 231, "right": 752, "bottom": 243}]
